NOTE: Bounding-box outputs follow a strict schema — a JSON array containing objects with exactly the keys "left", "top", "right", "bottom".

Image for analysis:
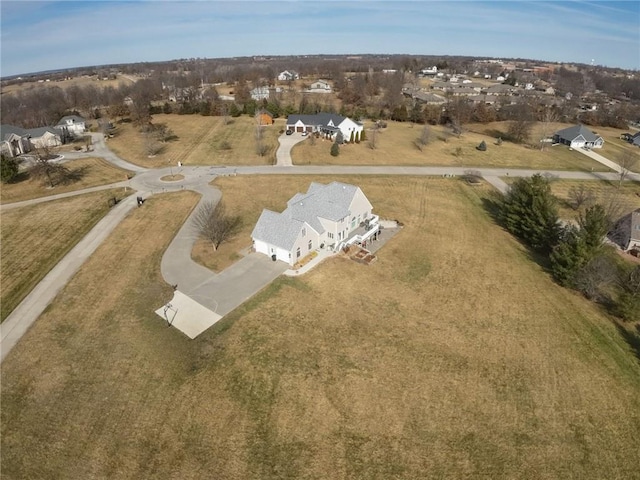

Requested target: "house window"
[
  {"left": 296, "top": 247, "right": 301, "bottom": 258},
  {"left": 328, "top": 232, "right": 334, "bottom": 239},
  {"left": 308, "top": 240, "right": 312, "bottom": 250}
]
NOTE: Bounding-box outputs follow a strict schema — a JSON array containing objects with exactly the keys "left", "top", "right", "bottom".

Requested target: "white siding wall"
[
  {"left": 289, "top": 223, "right": 321, "bottom": 264},
  {"left": 338, "top": 118, "right": 364, "bottom": 142}
]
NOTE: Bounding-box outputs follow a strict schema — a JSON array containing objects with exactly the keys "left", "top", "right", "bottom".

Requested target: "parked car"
[{"left": 286, "top": 130, "right": 293, "bottom": 135}]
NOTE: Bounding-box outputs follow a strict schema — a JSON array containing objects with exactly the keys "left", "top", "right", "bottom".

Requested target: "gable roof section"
[
  {"left": 252, "top": 209, "right": 307, "bottom": 251},
  {"left": 27, "top": 126, "right": 60, "bottom": 137},
  {"left": 0, "top": 124, "right": 28, "bottom": 140},
  {"left": 286, "top": 113, "right": 347, "bottom": 128},
  {"left": 555, "top": 124, "right": 601, "bottom": 143},
  {"left": 57, "top": 115, "right": 85, "bottom": 125}
]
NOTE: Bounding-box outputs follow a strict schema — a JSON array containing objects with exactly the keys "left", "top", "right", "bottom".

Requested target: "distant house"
[
  {"left": 251, "top": 181, "right": 378, "bottom": 265},
  {"left": 285, "top": 113, "right": 363, "bottom": 142},
  {"left": 420, "top": 66, "right": 438, "bottom": 76},
  {"left": 56, "top": 115, "right": 86, "bottom": 138},
  {"left": 0, "top": 124, "right": 62, "bottom": 157},
  {"left": 26, "top": 126, "right": 63, "bottom": 149},
  {"left": 553, "top": 124, "right": 604, "bottom": 149},
  {"left": 306, "top": 80, "right": 332, "bottom": 93},
  {"left": 256, "top": 109, "right": 274, "bottom": 126},
  {"left": 250, "top": 86, "right": 282, "bottom": 101},
  {"left": 611, "top": 209, "right": 640, "bottom": 251},
  {"left": 0, "top": 124, "right": 32, "bottom": 158},
  {"left": 621, "top": 132, "right": 640, "bottom": 147},
  {"left": 277, "top": 70, "right": 299, "bottom": 81}
]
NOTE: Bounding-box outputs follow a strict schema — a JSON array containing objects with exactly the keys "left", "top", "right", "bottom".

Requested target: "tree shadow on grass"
[
  {"left": 480, "top": 194, "right": 553, "bottom": 271},
  {"left": 615, "top": 322, "right": 640, "bottom": 364}
]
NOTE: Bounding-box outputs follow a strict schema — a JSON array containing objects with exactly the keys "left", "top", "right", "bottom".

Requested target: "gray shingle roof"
[
  {"left": 0, "top": 124, "right": 28, "bottom": 140},
  {"left": 252, "top": 182, "right": 360, "bottom": 250},
  {"left": 554, "top": 124, "right": 602, "bottom": 143},
  {"left": 57, "top": 115, "right": 85, "bottom": 125},
  {"left": 286, "top": 113, "right": 347, "bottom": 128},
  {"left": 26, "top": 126, "right": 59, "bottom": 137},
  {"left": 251, "top": 209, "right": 307, "bottom": 251}
]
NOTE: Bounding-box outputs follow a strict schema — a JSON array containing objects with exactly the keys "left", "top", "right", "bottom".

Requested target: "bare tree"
[
  {"left": 30, "top": 147, "right": 70, "bottom": 188},
  {"left": 574, "top": 255, "right": 618, "bottom": 302},
  {"left": 192, "top": 201, "right": 241, "bottom": 252},
  {"left": 618, "top": 151, "right": 639, "bottom": 188},
  {"left": 145, "top": 135, "right": 165, "bottom": 157},
  {"left": 414, "top": 125, "right": 431, "bottom": 151},
  {"left": 255, "top": 122, "right": 268, "bottom": 156},
  {"left": 539, "top": 106, "right": 558, "bottom": 151},
  {"left": 367, "top": 127, "right": 379, "bottom": 150},
  {"left": 567, "top": 183, "right": 595, "bottom": 210}
]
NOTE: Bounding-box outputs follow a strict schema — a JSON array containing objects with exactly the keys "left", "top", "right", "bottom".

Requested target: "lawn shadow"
[
  {"left": 615, "top": 322, "right": 640, "bottom": 364},
  {"left": 61, "top": 165, "right": 90, "bottom": 185},
  {"left": 480, "top": 193, "right": 553, "bottom": 271}
]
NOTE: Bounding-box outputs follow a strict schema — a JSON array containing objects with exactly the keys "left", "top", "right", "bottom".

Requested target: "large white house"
[
  {"left": 251, "top": 182, "right": 379, "bottom": 265},
  {"left": 306, "top": 79, "right": 332, "bottom": 93},
  {"left": 277, "top": 70, "right": 299, "bottom": 81},
  {"left": 55, "top": 115, "right": 86, "bottom": 138},
  {"left": 286, "top": 113, "right": 363, "bottom": 142}
]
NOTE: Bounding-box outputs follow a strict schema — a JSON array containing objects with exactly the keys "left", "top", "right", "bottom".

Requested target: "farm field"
[
  {"left": 2, "top": 176, "right": 639, "bottom": 479},
  {"left": 0, "top": 157, "right": 131, "bottom": 204},
  {"left": 107, "top": 114, "right": 284, "bottom": 168},
  {"left": 0, "top": 189, "right": 129, "bottom": 322},
  {"left": 292, "top": 120, "right": 610, "bottom": 171},
  {"left": 0, "top": 74, "right": 135, "bottom": 96}
]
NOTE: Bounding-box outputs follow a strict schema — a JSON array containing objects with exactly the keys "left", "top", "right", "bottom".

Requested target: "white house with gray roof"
[
  {"left": 55, "top": 115, "right": 86, "bottom": 138},
  {"left": 553, "top": 124, "right": 604, "bottom": 149},
  {"left": 286, "top": 113, "right": 363, "bottom": 142},
  {"left": 251, "top": 182, "right": 378, "bottom": 265}
]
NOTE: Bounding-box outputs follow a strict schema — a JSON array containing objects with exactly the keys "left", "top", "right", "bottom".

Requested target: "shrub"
[
  {"left": 330, "top": 142, "right": 340, "bottom": 157},
  {"left": 477, "top": 140, "right": 487, "bottom": 151}
]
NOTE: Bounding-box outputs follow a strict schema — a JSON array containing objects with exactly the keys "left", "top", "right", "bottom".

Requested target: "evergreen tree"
[
  {"left": 578, "top": 204, "right": 608, "bottom": 251},
  {"left": 355, "top": 131, "right": 360, "bottom": 143},
  {"left": 550, "top": 226, "right": 590, "bottom": 286},
  {"left": 349, "top": 131, "right": 354, "bottom": 143},
  {"left": 477, "top": 140, "right": 487, "bottom": 151},
  {"left": 360, "top": 129, "right": 366, "bottom": 141},
  {"left": 1, "top": 155, "right": 19, "bottom": 183},
  {"left": 330, "top": 142, "right": 340, "bottom": 157},
  {"left": 500, "top": 174, "right": 560, "bottom": 252}
]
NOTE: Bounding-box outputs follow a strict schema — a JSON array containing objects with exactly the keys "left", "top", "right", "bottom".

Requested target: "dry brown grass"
[
  {"left": 3, "top": 176, "right": 639, "bottom": 479},
  {"left": 549, "top": 179, "right": 640, "bottom": 220},
  {"left": 0, "top": 157, "right": 131, "bottom": 204},
  {"left": 0, "top": 75, "right": 134, "bottom": 96},
  {"left": 292, "top": 120, "right": 608, "bottom": 171},
  {"left": 0, "top": 188, "right": 130, "bottom": 322},
  {"left": 107, "top": 114, "right": 283, "bottom": 168}
]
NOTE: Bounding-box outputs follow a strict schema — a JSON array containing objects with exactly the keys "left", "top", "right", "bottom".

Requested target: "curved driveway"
[{"left": 1, "top": 138, "right": 638, "bottom": 361}]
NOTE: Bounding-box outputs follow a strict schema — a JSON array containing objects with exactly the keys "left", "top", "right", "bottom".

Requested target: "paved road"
[
  {"left": 0, "top": 195, "right": 138, "bottom": 362},
  {"left": 2, "top": 143, "right": 638, "bottom": 362}
]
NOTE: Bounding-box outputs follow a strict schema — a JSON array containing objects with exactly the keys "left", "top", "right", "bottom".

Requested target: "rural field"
[
  {"left": 107, "top": 114, "right": 284, "bottom": 168},
  {"left": 0, "top": 74, "right": 135, "bottom": 96},
  {"left": 0, "top": 157, "right": 131, "bottom": 204},
  {"left": 0, "top": 188, "right": 130, "bottom": 322},
  {"left": 2, "top": 176, "right": 639, "bottom": 479},
  {"left": 292, "top": 120, "right": 611, "bottom": 171}
]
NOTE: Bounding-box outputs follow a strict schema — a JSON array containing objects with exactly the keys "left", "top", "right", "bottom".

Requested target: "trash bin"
[{"left": 271, "top": 254, "right": 277, "bottom": 262}]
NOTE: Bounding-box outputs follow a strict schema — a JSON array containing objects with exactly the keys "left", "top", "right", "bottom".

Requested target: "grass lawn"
[
  {"left": 0, "top": 188, "right": 130, "bottom": 322},
  {"left": 0, "top": 157, "right": 131, "bottom": 204},
  {"left": 549, "top": 179, "right": 640, "bottom": 220},
  {"left": 107, "top": 114, "right": 283, "bottom": 168},
  {"left": 2, "top": 176, "right": 639, "bottom": 479},
  {"left": 292, "top": 120, "right": 609, "bottom": 171},
  {"left": 590, "top": 125, "right": 640, "bottom": 167}
]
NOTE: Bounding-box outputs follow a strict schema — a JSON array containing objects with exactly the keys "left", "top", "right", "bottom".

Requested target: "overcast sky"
[{"left": 1, "top": 1, "right": 638, "bottom": 77}]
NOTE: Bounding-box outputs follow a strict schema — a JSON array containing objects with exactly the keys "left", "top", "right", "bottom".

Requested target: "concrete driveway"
[{"left": 275, "top": 132, "right": 307, "bottom": 166}]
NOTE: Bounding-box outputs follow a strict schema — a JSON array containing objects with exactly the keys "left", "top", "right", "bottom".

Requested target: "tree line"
[{"left": 498, "top": 174, "right": 639, "bottom": 321}]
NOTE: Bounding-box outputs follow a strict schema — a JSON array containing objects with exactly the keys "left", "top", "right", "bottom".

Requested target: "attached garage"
[{"left": 253, "top": 240, "right": 291, "bottom": 264}]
